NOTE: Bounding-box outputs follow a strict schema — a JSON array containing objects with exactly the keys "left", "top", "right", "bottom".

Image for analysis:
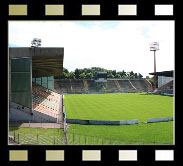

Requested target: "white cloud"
[{"left": 9, "top": 21, "right": 174, "bottom": 77}]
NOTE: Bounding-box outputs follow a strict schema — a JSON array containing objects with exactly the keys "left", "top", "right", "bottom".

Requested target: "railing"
[
  {"left": 9, "top": 132, "right": 64, "bottom": 145},
  {"left": 9, "top": 131, "right": 172, "bottom": 145},
  {"left": 62, "top": 95, "right": 67, "bottom": 132}
]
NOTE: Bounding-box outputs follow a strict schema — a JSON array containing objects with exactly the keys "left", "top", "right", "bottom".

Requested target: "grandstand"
[
  {"left": 117, "top": 79, "right": 134, "bottom": 92},
  {"left": 70, "top": 79, "right": 86, "bottom": 93},
  {"left": 149, "top": 70, "right": 174, "bottom": 96},
  {"left": 54, "top": 79, "right": 72, "bottom": 94},
  {"left": 54, "top": 78, "right": 151, "bottom": 94},
  {"left": 9, "top": 47, "right": 64, "bottom": 123}
]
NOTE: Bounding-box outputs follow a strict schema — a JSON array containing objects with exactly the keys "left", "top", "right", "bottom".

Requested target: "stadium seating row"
[
  {"left": 54, "top": 79, "right": 151, "bottom": 94},
  {"left": 33, "top": 95, "right": 59, "bottom": 110},
  {"left": 32, "top": 82, "right": 62, "bottom": 120},
  {"left": 33, "top": 102, "right": 58, "bottom": 118},
  {"left": 32, "top": 87, "right": 59, "bottom": 102}
]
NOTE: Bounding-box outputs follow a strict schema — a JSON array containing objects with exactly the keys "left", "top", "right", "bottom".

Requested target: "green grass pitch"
[
  {"left": 64, "top": 93, "right": 174, "bottom": 144},
  {"left": 64, "top": 93, "right": 173, "bottom": 122}
]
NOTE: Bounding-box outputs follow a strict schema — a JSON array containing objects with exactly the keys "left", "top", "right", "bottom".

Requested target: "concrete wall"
[
  {"left": 66, "top": 119, "right": 89, "bottom": 124},
  {"left": 89, "top": 120, "right": 119, "bottom": 125},
  {"left": 10, "top": 102, "right": 57, "bottom": 122},
  {"left": 119, "top": 119, "right": 138, "bottom": 125},
  {"left": 33, "top": 110, "right": 56, "bottom": 122},
  {"left": 66, "top": 118, "right": 139, "bottom": 125},
  {"left": 10, "top": 102, "right": 31, "bottom": 114},
  {"left": 147, "top": 117, "right": 173, "bottom": 123},
  {"left": 9, "top": 108, "right": 47, "bottom": 122},
  {"left": 67, "top": 117, "right": 173, "bottom": 125}
]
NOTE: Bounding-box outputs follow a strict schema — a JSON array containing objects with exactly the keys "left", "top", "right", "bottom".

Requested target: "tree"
[
  {"left": 130, "top": 75, "right": 135, "bottom": 79},
  {"left": 112, "top": 70, "right": 116, "bottom": 76},
  {"left": 121, "top": 70, "right": 126, "bottom": 77},
  {"left": 138, "top": 73, "right": 143, "bottom": 78},
  {"left": 130, "top": 71, "right": 134, "bottom": 77},
  {"left": 75, "top": 68, "right": 82, "bottom": 79},
  {"left": 63, "top": 67, "right": 69, "bottom": 73},
  {"left": 121, "top": 75, "right": 126, "bottom": 78},
  {"left": 115, "top": 74, "right": 121, "bottom": 78},
  {"left": 134, "top": 73, "right": 138, "bottom": 78},
  {"left": 108, "top": 73, "right": 114, "bottom": 78},
  {"left": 69, "top": 72, "right": 75, "bottom": 79},
  {"left": 86, "top": 72, "right": 93, "bottom": 79},
  {"left": 54, "top": 67, "right": 144, "bottom": 80},
  {"left": 79, "top": 73, "right": 86, "bottom": 79}
]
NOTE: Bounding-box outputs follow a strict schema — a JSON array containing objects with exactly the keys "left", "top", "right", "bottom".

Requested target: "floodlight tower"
[
  {"left": 31, "top": 38, "right": 41, "bottom": 47},
  {"left": 31, "top": 38, "right": 41, "bottom": 114},
  {"left": 150, "top": 42, "right": 159, "bottom": 89}
]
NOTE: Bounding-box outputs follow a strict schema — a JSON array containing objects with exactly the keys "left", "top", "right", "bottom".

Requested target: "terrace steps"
[
  {"left": 83, "top": 80, "right": 88, "bottom": 92},
  {"left": 114, "top": 80, "right": 123, "bottom": 91},
  {"left": 54, "top": 79, "right": 151, "bottom": 94}
]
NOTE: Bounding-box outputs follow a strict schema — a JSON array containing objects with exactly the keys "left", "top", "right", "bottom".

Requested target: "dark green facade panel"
[
  {"left": 11, "top": 57, "right": 32, "bottom": 109},
  {"left": 11, "top": 92, "right": 32, "bottom": 108},
  {"left": 11, "top": 73, "right": 31, "bottom": 91},
  {"left": 11, "top": 57, "right": 30, "bottom": 72}
]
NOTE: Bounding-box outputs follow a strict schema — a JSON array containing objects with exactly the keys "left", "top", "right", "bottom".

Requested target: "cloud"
[{"left": 9, "top": 21, "right": 174, "bottom": 77}]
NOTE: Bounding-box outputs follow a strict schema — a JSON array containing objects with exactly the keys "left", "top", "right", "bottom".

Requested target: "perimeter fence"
[{"left": 9, "top": 131, "right": 172, "bottom": 145}]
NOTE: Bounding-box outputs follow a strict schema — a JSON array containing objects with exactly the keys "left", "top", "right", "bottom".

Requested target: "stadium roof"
[
  {"left": 10, "top": 47, "right": 64, "bottom": 77},
  {"left": 149, "top": 70, "right": 173, "bottom": 77}
]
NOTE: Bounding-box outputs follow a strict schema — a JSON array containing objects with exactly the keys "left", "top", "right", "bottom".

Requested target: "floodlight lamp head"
[
  {"left": 150, "top": 42, "right": 159, "bottom": 51},
  {"left": 31, "top": 38, "right": 42, "bottom": 47}
]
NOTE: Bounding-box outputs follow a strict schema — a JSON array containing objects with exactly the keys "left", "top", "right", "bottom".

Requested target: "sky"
[{"left": 9, "top": 21, "right": 174, "bottom": 77}]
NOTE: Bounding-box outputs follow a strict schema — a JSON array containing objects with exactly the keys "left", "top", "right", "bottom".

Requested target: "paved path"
[{"left": 9, "top": 121, "right": 64, "bottom": 128}]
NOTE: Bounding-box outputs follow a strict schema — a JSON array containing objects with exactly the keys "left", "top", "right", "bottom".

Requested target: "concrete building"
[{"left": 9, "top": 47, "right": 64, "bottom": 122}]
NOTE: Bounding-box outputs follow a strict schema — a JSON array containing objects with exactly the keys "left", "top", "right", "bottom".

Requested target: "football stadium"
[{"left": 9, "top": 47, "right": 174, "bottom": 145}]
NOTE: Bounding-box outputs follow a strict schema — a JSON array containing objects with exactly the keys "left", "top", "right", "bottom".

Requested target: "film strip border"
[
  {"left": 6, "top": 1, "right": 175, "bottom": 19},
  {"left": 5, "top": 148, "right": 177, "bottom": 163},
  {"left": 1, "top": 1, "right": 179, "bottom": 166},
  {"left": 8, "top": 4, "right": 174, "bottom": 16}
]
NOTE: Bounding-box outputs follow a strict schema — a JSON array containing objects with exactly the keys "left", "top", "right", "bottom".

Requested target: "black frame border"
[{"left": 0, "top": 0, "right": 180, "bottom": 166}]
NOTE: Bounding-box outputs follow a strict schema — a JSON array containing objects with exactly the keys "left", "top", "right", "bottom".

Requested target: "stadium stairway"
[
  {"left": 83, "top": 80, "right": 89, "bottom": 93},
  {"left": 105, "top": 80, "right": 119, "bottom": 93},
  {"left": 144, "top": 79, "right": 153, "bottom": 91},
  {"left": 117, "top": 80, "right": 135, "bottom": 92},
  {"left": 129, "top": 79, "right": 149, "bottom": 92},
  {"left": 128, "top": 79, "right": 137, "bottom": 91},
  {"left": 114, "top": 80, "right": 123, "bottom": 92}
]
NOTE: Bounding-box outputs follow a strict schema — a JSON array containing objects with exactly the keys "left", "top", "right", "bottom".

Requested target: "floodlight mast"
[{"left": 150, "top": 42, "right": 159, "bottom": 89}]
